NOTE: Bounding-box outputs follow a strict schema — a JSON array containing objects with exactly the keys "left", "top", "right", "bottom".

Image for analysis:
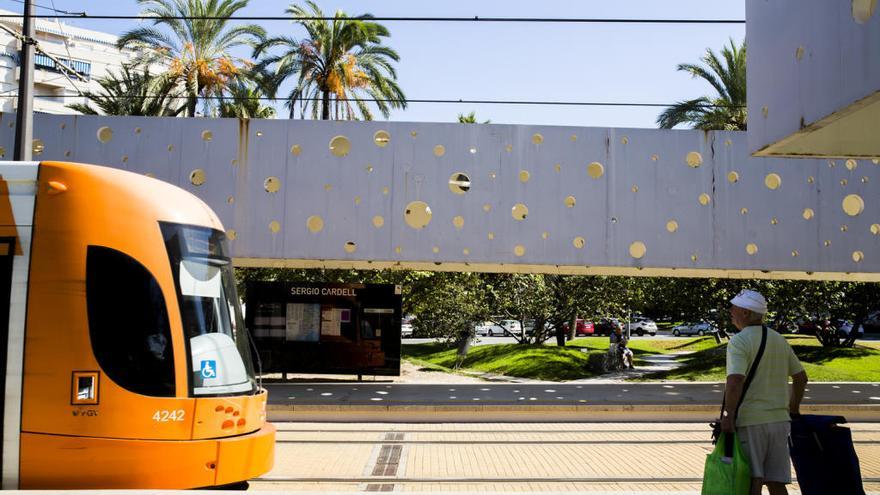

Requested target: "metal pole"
[{"left": 13, "top": 0, "right": 35, "bottom": 161}]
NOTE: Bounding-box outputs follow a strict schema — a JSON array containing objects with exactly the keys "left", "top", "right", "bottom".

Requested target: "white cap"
[{"left": 730, "top": 289, "right": 768, "bottom": 314}]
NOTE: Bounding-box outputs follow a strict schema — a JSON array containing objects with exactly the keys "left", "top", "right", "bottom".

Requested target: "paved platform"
[
  {"left": 10, "top": 421, "right": 877, "bottom": 493},
  {"left": 250, "top": 421, "right": 880, "bottom": 493}
]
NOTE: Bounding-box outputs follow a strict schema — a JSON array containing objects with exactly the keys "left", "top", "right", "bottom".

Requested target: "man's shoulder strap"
[{"left": 736, "top": 325, "right": 768, "bottom": 414}]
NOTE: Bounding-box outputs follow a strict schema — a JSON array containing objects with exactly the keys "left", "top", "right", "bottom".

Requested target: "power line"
[
  {"left": 0, "top": 93, "right": 744, "bottom": 108},
  {"left": 0, "top": 23, "right": 85, "bottom": 93},
  {"left": 48, "top": 0, "right": 86, "bottom": 96},
  {"left": 8, "top": 0, "right": 84, "bottom": 16},
  {"left": 0, "top": 14, "right": 745, "bottom": 24}
]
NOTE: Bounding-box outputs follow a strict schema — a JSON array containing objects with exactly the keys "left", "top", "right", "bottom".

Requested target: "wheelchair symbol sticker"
[{"left": 200, "top": 360, "right": 217, "bottom": 379}]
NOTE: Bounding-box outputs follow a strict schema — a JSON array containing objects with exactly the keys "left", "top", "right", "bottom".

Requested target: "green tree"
[
  {"left": 482, "top": 274, "right": 617, "bottom": 345},
  {"left": 253, "top": 1, "right": 406, "bottom": 120},
  {"left": 482, "top": 274, "right": 553, "bottom": 345},
  {"left": 408, "top": 273, "right": 489, "bottom": 345},
  {"left": 457, "top": 112, "right": 490, "bottom": 124},
  {"left": 118, "top": 0, "right": 266, "bottom": 117},
  {"left": 218, "top": 80, "right": 277, "bottom": 119},
  {"left": 657, "top": 39, "right": 747, "bottom": 131},
  {"left": 67, "top": 64, "right": 182, "bottom": 116}
]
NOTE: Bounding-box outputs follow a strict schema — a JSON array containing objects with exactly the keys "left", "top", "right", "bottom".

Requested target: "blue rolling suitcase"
[{"left": 789, "top": 415, "right": 865, "bottom": 495}]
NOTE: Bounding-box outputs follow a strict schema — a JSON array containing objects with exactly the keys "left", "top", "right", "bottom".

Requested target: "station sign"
[{"left": 246, "top": 282, "right": 402, "bottom": 376}]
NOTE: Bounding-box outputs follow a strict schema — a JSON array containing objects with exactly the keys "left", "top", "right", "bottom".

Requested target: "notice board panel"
[{"left": 246, "top": 282, "right": 401, "bottom": 376}]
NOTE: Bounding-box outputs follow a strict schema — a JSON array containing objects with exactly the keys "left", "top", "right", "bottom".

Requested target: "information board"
[{"left": 246, "top": 282, "right": 402, "bottom": 376}]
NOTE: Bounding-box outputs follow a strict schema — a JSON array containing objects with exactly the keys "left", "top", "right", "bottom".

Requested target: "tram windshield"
[{"left": 160, "top": 222, "right": 257, "bottom": 396}]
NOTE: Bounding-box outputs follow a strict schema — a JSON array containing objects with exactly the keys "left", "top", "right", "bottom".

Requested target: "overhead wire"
[
  {"left": 0, "top": 23, "right": 84, "bottom": 95},
  {"left": 7, "top": 0, "right": 84, "bottom": 16},
  {"left": 48, "top": 0, "right": 88, "bottom": 96},
  {"left": 0, "top": 13, "right": 745, "bottom": 23},
  {"left": 0, "top": 93, "right": 744, "bottom": 109},
  {"left": 0, "top": 8, "right": 744, "bottom": 110}
]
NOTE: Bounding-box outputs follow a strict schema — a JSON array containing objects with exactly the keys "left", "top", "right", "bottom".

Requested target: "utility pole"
[{"left": 13, "top": 0, "right": 35, "bottom": 161}]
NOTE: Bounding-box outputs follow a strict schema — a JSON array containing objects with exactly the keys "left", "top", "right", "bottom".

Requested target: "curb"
[{"left": 267, "top": 403, "right": 880, "bottom": 423}]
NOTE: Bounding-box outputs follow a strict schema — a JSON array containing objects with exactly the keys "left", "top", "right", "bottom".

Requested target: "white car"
[
  {"left": 475, "top": 320, "right": 522, "bottom": 337},
  {"left": 401, "top": 322, "right": 414, "bottom": 338},
  {"left": 475, "top": 321, "right": 504, "bottom": 336},
  {"left": 627, "top": 318, "right": 658, "bottom": 336},
  {"left": 498, "top": 320, "right": 523, "bottom": 336}
]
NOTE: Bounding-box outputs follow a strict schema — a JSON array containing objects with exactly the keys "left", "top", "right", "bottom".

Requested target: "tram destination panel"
[{"left": 246, "top": 282, "right": 402, "bottom": 376}]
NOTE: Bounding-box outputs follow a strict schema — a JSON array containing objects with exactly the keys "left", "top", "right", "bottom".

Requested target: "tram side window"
[{"left": 86, "top": 246, "right": 175, "bottom": 397}]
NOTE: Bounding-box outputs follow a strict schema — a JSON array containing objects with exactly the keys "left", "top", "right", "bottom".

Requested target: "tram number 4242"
[{"left": 153, "top": 409, "right": 186, "bottom": 422}]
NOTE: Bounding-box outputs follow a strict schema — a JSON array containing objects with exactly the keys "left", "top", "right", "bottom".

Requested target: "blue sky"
[{"left": 3, "top": 0, "right": 745, "bottom": 128}]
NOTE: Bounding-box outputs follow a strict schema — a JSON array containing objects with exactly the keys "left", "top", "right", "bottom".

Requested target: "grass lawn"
[
  {"left": 570, "top": 336, "right": 718, "bottom": 355},
  {"left": 640, "top": 335, "right": 880, "bottom": 382},
  {"left": 403, "top": 342, "right": 603, "bottom": 381},
  {"left": 403, "top": 335, "right": 880, "bottom": 382}
]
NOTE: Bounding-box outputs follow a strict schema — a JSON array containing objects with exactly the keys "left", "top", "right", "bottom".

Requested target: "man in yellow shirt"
[{"left": 720, "top": 289, "right": 808, "bottom": 495}]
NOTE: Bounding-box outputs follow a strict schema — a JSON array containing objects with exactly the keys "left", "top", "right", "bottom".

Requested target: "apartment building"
[{"left": 0, "top": 9, "right": 145, "bottom": 114}]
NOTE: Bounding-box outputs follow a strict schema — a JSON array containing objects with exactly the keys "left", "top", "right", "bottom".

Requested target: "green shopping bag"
[{"left": 701, "top": 432, "right": 752, "bottom": 495}]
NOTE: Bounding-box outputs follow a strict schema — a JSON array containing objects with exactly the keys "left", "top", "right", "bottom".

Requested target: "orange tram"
[{"left": 0, "top": 160, "right": 274, "bottom": 489}]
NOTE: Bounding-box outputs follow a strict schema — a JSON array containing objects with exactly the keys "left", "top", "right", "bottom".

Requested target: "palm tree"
[
  {"left": 657, "top": 39, "right": 747, "bottom": 131},
  {"left": 218, "top": 80, "right": 276, "bottom": 119},
  {"left": 67, "top": 64, "right": 183, "bottom": 116},
  {"left": 457, "top": 112, "right": 490, "bottom": 124},
  {"left": 253, "top": 1, "right": 406, "bottom": 120},
  {"left": 117, "top": 0, "right": 266, "bottom": 117}
]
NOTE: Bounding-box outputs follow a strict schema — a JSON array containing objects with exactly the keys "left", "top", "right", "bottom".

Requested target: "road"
[
  {"left": 252, "top": 420, "right": 880, "bottom": 493},
  {"left": 403, "top": 335, "right": 682, "bottom": 346},
  {"left": 265, "top": 382, "right": 880, "bottom": 406}
]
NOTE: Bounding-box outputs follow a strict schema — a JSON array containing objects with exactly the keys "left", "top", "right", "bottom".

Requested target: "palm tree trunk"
[
  {"left": 187, "top": 96, "right": 197, "bottom": 118},
  {"left": 321, "top": 90, "right": 330, "bottom": 120}
]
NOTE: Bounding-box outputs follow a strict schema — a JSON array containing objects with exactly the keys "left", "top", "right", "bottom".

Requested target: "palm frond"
[{"left": 659, "top": 39, "right": 747, "bottom": 130}]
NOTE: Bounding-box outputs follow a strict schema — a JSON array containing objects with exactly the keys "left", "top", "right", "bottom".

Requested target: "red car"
[
  {"left": 594, "top": 318, "right": 624, "bottom": 336},
  {"left": 563, "top": 319, "right": 595, "bottom": 336}
]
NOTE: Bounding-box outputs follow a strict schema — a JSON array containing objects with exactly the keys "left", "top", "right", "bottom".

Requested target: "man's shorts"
[{"left": 737, "top": 421, "right": 792, "bottom": 483}]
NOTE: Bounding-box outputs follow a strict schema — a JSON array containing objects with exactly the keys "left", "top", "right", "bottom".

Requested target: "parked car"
[
  {"left": 832, "top": 319, "right": 854, "bottom": 335},
  {"left": 672, "top": 321, "right": 717, "bottom": 336},
  {"left": 524, "top": 320, "right": 555, "bottom": 339},
  {"left": 594, "top": 318, "right": 623, "bottom": 336},
  {"left": 863, "top": 311, "right": 880, "bottom": 333},
  {"left": 794, "top": 317, "right": 821, "bottom": 335},
  {"left": 475, "top": 320, "right": 522, "bottom": 337},
  {"left": 793, "top": 313, "right": 837, "bottom": 335},
  {"left": 401, "top": 322, "right": 414, "bottom": 338},
  {"left": 770, "top": 314, "right": 799, "bottom": 333},
  {"left": 627, "top": 317, "right": 657, "bottom": 337},
  {"left": 474, "top": 321, "right": 503, "bottom": 337},
  {"left": 670, "top": 323, "right": 691, "bottom": 336},
  {"left": 499, "top": 319, "right": 523, "bottom": 336},
  {"left": 563, "top": 319, "right": 595, "bottom": 336}
]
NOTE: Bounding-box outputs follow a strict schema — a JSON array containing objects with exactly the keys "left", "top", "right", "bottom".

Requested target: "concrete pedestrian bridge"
[
  {"left": 0, "top": 0, "right": 877, "bottom": 283},
  {"left": 2, "top": 114, "right": 877, "bottom": 282}
]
